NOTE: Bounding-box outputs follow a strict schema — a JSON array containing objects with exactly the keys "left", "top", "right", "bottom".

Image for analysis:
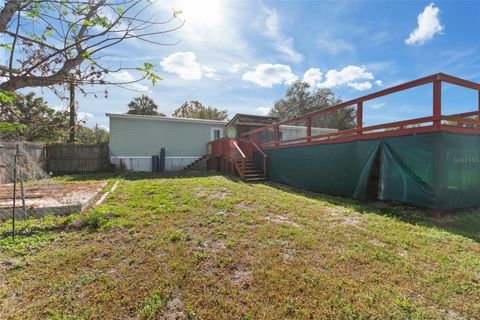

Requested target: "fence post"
[{"left": 433, "top": 80, "right": 442, "bottom": 126}]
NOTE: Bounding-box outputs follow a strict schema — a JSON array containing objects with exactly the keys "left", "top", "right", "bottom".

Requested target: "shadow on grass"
[{"left": 263, "top": 181, "right": 480, "bottom": 243}]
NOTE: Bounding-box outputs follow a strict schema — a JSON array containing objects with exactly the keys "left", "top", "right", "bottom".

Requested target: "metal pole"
[
  {"left": 12, "top": 144, "right": 18, "bottom": 241},
  {"left": 19, "top": 166, "right": 26, "bottom": 218}
]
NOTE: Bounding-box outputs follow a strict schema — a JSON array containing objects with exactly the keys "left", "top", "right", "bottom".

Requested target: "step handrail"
[
  {"left": 232, "top": 140, "right": 246, "bottom": 158},
  {"left": 252, "top": 141, "right": 268, "bottom": 177},
  {"left": 231, "top": 140, "right": 246, "bottom": 179}
]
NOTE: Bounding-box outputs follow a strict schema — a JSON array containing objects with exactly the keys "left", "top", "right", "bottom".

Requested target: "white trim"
[
  {"left": 111, "top": 156, "right": 201, "bottom": 159},
  {"left": 110, "top": 155, "right": 203, "bottom": 172},
  {"left": 106, "top": 113, "right": 227, "bottom": 125},
  {"left": 210, "top": 127, "right": 224, "bottom": 141}
]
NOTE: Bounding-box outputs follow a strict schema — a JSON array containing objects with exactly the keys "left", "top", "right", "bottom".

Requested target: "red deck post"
[
  {"left": 274, "top": 125, "right": 279, "bottom": 147},
  {"left": 478, "top": 90, "right": 480, "bottom": 118},
  {"left": 433, "top": 80, "right": 442, "bottom": 127},
  {"left": 357, "top": 101, "right": 363, "bottom": 134},
  {"left": 306, "top": 117, "right": 312, "bottom": 142}
]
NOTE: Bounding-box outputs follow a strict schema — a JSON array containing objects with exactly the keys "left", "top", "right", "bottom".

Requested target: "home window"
[
  {"left": 211, "top": 127, "right": 223, "bottom": 141},
  {"left": 214, "top": 129, "right": 221, "bottom": 140}
]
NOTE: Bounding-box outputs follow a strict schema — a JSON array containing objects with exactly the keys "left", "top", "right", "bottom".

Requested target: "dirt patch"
[
  {"left": 264, "top": 214, "right": 301, "bottom": 228},
  {"left": 369, "top": 238, "right": 386, "bottom": 247},
  {"left": 163, "top": 288, "right": 185, "bottom": 320},
  {"left": 229, "top": 265, "right": 252, "bottom": 289},
  {"left": 340, "top": 215, "right": 362, "bottom": 227},
  {"left": 397, "top": 248, "right": 408, "bottom": 258},
  {"left": 0, "top": 181, "right": 106, "bottom": 208},
  {"left": 328, "top": 215, "right": 363, "bottom": 228},
  {"left": 210, "top": 240, "right": 226, "bottom": 253},
  {"left": 235, "top": 202, "right": 257, "bottom": 211},
  {"left": 208, "top": 191, "right": 230, "bottom": 200}
]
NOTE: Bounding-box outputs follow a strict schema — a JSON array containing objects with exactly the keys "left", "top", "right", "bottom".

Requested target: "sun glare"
[{"left": 176, "top": 0, "right": 224, "bottom": 27}]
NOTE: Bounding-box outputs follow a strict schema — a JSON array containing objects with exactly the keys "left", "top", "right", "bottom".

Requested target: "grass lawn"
[{"left": 1, "top": 173, "right": 479, "bottom": 319}]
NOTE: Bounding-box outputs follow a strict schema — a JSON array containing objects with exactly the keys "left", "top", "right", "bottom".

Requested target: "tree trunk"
[{"left": 69, "top": 80, "right": 76, "bottom": 144}]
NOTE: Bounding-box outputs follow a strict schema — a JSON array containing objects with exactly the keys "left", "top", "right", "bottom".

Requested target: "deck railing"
[{"left": 240, "top": 73, "right": 480, "bottom": 149}]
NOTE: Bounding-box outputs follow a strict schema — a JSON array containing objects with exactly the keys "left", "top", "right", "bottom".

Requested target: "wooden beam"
[
  {"left": 357, "top": 101, "right": 363, "bottom": 134},
  {"left": 306, "top": 118, "right": 312, "bottom": 142},
  {"left": 274, "top": 125, "right": 279, "bottom": 147},
  {"left": 433, "top": 80, "right": 442, "bottom": 126}
]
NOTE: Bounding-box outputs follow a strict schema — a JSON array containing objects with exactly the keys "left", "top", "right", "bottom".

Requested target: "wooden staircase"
[
  {"left": 234, "top": 159, "right": 266, "bottom": 181},
  {"left": 208, "top": 138, "right": 268, "bottom": 182},
  {"left": 229, "top": 140, "right": 268, "bottom": 182},
  {"left": 181, "top": 155, "right": 208, "bottom": 172}
]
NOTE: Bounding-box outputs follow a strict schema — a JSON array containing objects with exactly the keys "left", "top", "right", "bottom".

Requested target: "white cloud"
[
  {"left": 98, "top": 125, "right": 110, "bottom": 132},
  {"left": 317, "top": 33, "right": 354, "bottom": 55},
  {"left": 405, "top": 3, "right": 444, "bottom": 45},
  {"left": 262, "top": 8, "right": 303, "bottom": 63},
  {"left": 348, "top": 81, "right": 372, "bottom": 91},
  {"left": 160, "top": 52, "right": 219, "bottom": 80},
  {"left": 368, "top": 102, "right": 386, "bottom": 110},
  {"left": 229, "top": 63, "right": 249, "bottom": 74},
  {"left": 319, "top": 65, "right": 374, "bottom": 89},
  {"left": 255, "top": 106, "right": 271, "bottom": 115},
  {"left": 77, "top": 112, "right": 93, "bottom": 122},
  {"left": 242, "top": 64, "right": 298, "bottom": 88},
  {"left": 375, "top": 80, "right": 383, "bottom": 86},
  {"left": 303, "top": 68, "right": 323, "bottom": 87},
  {"left": 154, "top": 1, "right": 253, "bottom": 72},
  {"left": 200, "top": 65, "right": 220, "bottom": 80},
  {"left": 111, "top": 71, "right": 149, "bottom": 91}
]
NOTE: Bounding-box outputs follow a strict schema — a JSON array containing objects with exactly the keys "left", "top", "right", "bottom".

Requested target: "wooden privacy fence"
[{"left": 46, "top": 143, "right": 110, "bottom": 174}]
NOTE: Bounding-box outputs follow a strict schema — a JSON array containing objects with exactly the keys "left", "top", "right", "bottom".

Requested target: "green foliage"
[
  {"left": 270, "top": 81, "right": 356, "bottom": 129},
  {"left": 82, "top": 210, "right": 108, "bottom": 230},
  {"left": 173, "top": 101, "right": 228, "bottom": 120},
  {"left": 75, "top": 124, "right": 109, "bottom": 144},
  {"left": 0, "top": 122, "right": 25, "bottom": 133},
  {"left": 137, "top": 63, "right": 162, "bottom": 85},
  {"left": 0, "top": 92, "right": 68, "bottom": 142},
  {"left": 168, "top": 229, "right": 184, "bottom": 242},
  {"left": 0, "top": 90, "right": 15, "bottom": 104},
  {"left": 138, "top": 293, "right": 167, "bottom": 319},
  {"left": 0, "top": 43, "right": 12, "bottom": 50},
  {"left": 127, "top": 95, "right": 164, "bottom": 116},
  {"left": 0, "top": 0, "right": 175, "bottom": 96}
]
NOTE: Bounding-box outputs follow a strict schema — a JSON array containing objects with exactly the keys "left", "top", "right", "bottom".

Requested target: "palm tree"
[{"left": 126, "top": 95, "right": 164, "bottom": 116}]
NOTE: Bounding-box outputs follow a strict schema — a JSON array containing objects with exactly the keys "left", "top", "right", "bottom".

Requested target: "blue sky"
[{"left": 32, "top": 0, "right": 480, "bottom": 129}]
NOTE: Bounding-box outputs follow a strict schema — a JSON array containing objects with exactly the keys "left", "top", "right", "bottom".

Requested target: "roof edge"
[{"left": 106, "top": 113, "right": 228, "bottom": 125}]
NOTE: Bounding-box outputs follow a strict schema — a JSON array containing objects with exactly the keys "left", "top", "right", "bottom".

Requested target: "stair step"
[
  {"left": 245, "top": 177, "right": 266, "bottom": 181},
  {"left": 245, "top": 174, "right": 265, "bottom": 178}
]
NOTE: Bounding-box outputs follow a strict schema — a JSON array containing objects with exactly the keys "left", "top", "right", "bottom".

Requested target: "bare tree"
[{"left": 0, "top": 0, "right": 183, "bottom": 93}]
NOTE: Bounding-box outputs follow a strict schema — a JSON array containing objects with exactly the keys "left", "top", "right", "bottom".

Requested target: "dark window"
[{"left": 214, "top": 129, "right": 221, "bottom": 140}]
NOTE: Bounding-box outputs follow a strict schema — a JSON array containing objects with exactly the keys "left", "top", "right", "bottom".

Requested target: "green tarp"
[
  {"left": 263, "top": 139, "right": 380, "bottom": 199},
  {"left": 259, "top": 132, "right": 480, "bottom": 210},
  {"left": 379, "top": 132, "right": 480, "bottom": 210}
]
